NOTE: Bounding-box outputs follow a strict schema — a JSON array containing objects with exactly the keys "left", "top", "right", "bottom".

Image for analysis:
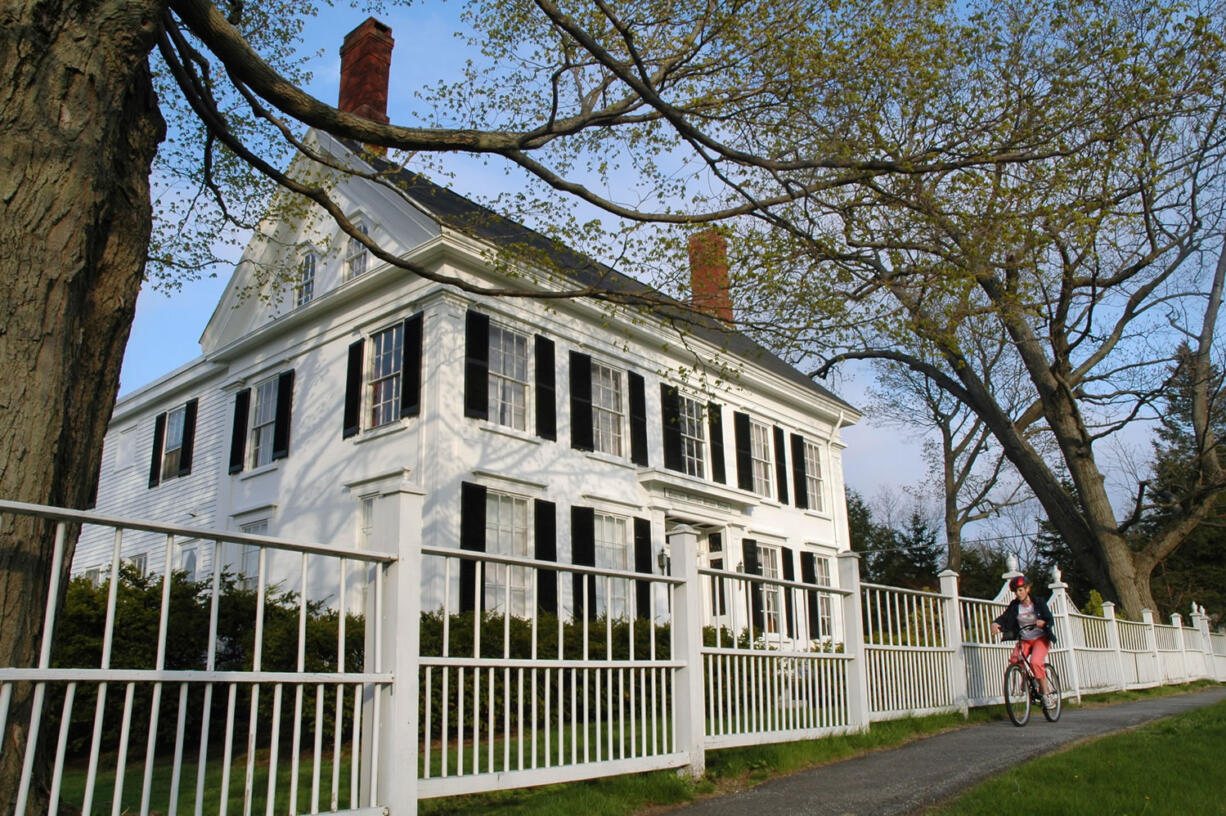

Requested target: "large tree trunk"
[{"left": 0, "top": 0, "right": 165, "bottom": 811}]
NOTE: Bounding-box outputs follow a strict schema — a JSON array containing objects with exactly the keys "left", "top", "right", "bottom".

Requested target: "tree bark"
[{"left": 0, "top": 0, "right": 165, "bottom": 811}]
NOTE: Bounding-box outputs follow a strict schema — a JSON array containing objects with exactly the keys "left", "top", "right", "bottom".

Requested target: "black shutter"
[
  {"left": 148, "top": 412, "right": 166, "bottom": 488},
  {"left": 660, "top": 384, "right": 683, "bottom": 472},
  {"left": 734, "top": 412, "right": 753, "bottom": 491},
  {"left": 229, "top": 389, "right": 251, "bottom": 474},
  {"left": 459, "top": 482, "right": 487, "bottom": 613},
  {"left": 708, "top": 402, "right": 726, "bottom": 484},
  {"left": 272, "top": 371, "right": 295, "bottom": 461},
  {"left": 177, "top": 399, "right": 198, "bottom": 477},
  {"left": 464, "top": 310, "right": 489, "bottom": 420},
  {"left": 791, "top": 434, "right": 808, "bottom": 509},
  {"left": 742, "top": 538, "right": 763, "bottom": 631},
  {"left": 800, "top": 552, "right": 821, "bottom": 637},
  {"left": 629, "top": 372, "right": 648, "bottom": 466},
  {"left": 534, "top": 499, "right": 558, "bottom": 614},
  {"left": 571, "top": 506, "right": 596, "bottom": 620},
  {"left": 569, "top": 352, "right": 593, "bottom": 451},
  {"left": 400, "top": 313, "right": 423, "bottom": 418},
  {"left": 535, "top": 336, "right": 556, "bottom": 440},
  {"left": 781, "top": 546, "right": 796, "bottom": 638},
  {"left": 773, "top": 426, "right": 789, "bottom": 504},
  {"left": 634, "top": 517, "right": 653, "bottom": 620},
  {"left": 343, "top": 339, "right": 364, "bottom": 438}
]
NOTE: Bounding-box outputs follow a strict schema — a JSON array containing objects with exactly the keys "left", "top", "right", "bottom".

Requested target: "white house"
[{"left": 73, "top": 18, "right": 860, "bottom": 643}]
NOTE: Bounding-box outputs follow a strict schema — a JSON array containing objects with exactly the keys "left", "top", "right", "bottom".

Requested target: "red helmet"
[{"left": 1009, "top": 575, "right": 1029, "bottom": 590}]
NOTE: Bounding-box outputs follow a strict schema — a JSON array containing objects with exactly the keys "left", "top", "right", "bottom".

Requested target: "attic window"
[{"left": 346, "top": 220, "right": 370, "bottom": 279}]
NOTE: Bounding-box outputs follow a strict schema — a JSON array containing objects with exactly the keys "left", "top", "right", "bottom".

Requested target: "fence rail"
[{"left": 1, "top": 501, "right": 1222, "bottom": 816}]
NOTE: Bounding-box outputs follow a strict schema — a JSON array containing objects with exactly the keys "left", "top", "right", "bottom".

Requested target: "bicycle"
[{"left": 1002, "top": 628, "right": 1062, "bottom": 726}]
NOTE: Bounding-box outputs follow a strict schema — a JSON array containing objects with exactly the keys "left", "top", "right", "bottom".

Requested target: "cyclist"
[{"left": 991, "top": 575, "right": 1059, "bottom": 710}]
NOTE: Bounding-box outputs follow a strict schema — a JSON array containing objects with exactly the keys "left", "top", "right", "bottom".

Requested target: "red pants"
[{"left": 1012, "top": 638, "right": 1050, "bottom": 679}]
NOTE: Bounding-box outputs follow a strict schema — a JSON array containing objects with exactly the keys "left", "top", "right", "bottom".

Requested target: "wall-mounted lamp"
[{"left": 657, "top": 549, "right": 670, "bottom": 573}]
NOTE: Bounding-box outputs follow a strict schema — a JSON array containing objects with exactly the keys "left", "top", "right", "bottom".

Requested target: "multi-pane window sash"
[
  {"left": 345, "top": 221, "right": 369, "bottom": 279},
  {"left": 368, "top": 323, "right": 404, "bottom": 428},
  {"left": 815, "top": 555, "right": 833, "bottom": 637},
  {"left": 236, "top": 520, "right": 267, "bottom": 590},
  {"left": 594, "top": 513, "right": 630, "bottom": 619},
  {"left": 488, "top": 325, "right": 529, "bottom": 431},
  {"left": 759, "top": 544, "right": 784, "bottom": 634},
  {"left": 750, "top": 420, "right": 773, "bottom": 496},
  {"left": 592, "top": 362, "right": 624, "bottom": 456},
  {"left": 161, "top": 406, "right": 186, "bottom": 480},
  {"left": 804, "top": 440, "right": 825, "bottom": 512},
  {"left": 297, "top": 251, "right": 316, "bottom": 306},
  {"left": 485, "top": 492, "right": 531, "bottom": 618},
  {"left": 248, "top": 377, "right": 278, "bottom": 469},
  {"left": 679, "top": 395, "right": 706, "bottom": 478}
]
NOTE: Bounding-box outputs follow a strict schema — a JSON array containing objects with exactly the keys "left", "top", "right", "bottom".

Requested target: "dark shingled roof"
[{"left": 346, "top": 141, "right": 856, "bottom": 414}]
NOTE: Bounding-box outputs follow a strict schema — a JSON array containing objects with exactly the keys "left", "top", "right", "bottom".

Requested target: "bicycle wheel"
[
  {"left": 1003, "top": 663, "right": 1031, "bottom": 726},
  {"left": 1042, "top": 663, "right": 1063, "bottom": 722}
]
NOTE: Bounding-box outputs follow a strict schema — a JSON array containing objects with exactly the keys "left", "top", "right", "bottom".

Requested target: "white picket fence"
[{"left": 1, "top": 499, "right": 1223, "bottom": 815}]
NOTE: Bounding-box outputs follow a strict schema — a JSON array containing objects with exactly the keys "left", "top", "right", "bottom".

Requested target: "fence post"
[
  {"left": 1100, "top": 602, "right": 1126, "bottom": 691},
  {"left": 1141, "top": 608, "right": 1160, "bottom": 686},
  {"left": 1172, "top": 612, "right": 1189, "bottom": 683},
  {"left": 1047, "top": 567, "right": 1082, "bottom": 703},
  {"left": 939, "top": 569, "right": 969, "bottom": 717},
  {"left": 377, "top": 482, "right": 425, "bottom": 813},
  {"left": 837, "top": 551, "right": 870, "bottom": 732},
  {"left": 669, "top": 524, "right": 706, "bottom": 778},
  {"left": 1190, "top": 604, "right": 1215, "bottom": 681}
]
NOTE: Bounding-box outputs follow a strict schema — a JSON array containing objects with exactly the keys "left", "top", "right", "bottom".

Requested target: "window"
[
  {"left": 679, "top": 395, "right": 706, "bottom": 478},
  {"left": 127, "top": 552, "right": 148, "bottom": 576},
  {"left": 804, "top": 440, "right": 825, "bottom": 512},
  {"left": 592, "top": 362, "right": 624, "bottom": 456},
  {"left": 758, "top": 544, "right": 784, "bottom": 634},
  {"left": 345, "top": 221, "right": 369, "bottom": 279},
  {"left": 368, "top": 323, "right": 404, "bottom": 428},
  {"left": 237, "top": 520, "right": 267, "bottom": 590},
  {"left": 248, "top": 377, "right": 279, "bottom": 469},
  {"left": 178, "top": 543, "right": 198, "bottom": 581},
  {"left": 150, "top": 399, "right": 197, "bottom": 487},
  {"left": 296, "top": 251, "right": 316, "bottom": 307},
  {"left": 161, "top": 406, "right": 186, "bottom": 480},
  {"left": 82, "top": 567, "right": 104, "bottom": 586},
  {"left": 814, "top": 555, "right": 833, "bottom": 637},
  {"left": 485, "top": 492, "right": 531, "bottom": 617},
  {"left": 594, "top": 513, "right": 630, "bottom": 619},
  {"left": 750, "top": 420, "right": 773, "bottom": 496},
  {"left": 358, "top": 495, "right": 376, "bottom": 549},
  {"left": 488, "top": 324, "right": 530, "bottom": 431}
]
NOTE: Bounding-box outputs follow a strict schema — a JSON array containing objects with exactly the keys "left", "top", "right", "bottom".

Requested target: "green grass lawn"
[{"left": 932, "top": 696, "right": 1226, "bottom": 815}]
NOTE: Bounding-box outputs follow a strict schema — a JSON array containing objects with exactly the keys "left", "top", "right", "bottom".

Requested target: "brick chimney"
[
  {"left": 339, "top": 18, "right": 394, "bottom": 124},
  {"left": 688, "top": 230, "right": 733, "bottom": 323}
]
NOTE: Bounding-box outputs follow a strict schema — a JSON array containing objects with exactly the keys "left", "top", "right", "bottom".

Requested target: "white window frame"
[
  {"left": 591, "top": 361, "right": 625, "bottom": 457},
  {"left": 296, "top": 250, "right": 316, "bottom": 307},
  {"left": 237, "top": 520, "right": 267, "bottom": 590},
  {"left": 758, "top": 543, "right": 784, "bottom": 634},
  {"left": 368, "top": 322, "right": 404, "bottom": 429},
  {"left": 160, "top": 405, "right": 186, "bottom": 481},
  {"left": 484, "top": 491, "right": 531, "bottom": 618},
  {"left": 178, "top": 541, "right": 199, "bottom": 582},
  {"left": 248, "top": 376, "right": 278, "bottom": 469},
  {"left": 488, "top": 324, "right": 530, "bottom": 431},
  {"left": 82, "top": 567, "right": 104, "bottom": 586},
  {"left": 749, "top": 420, "right": 773, "bottom": 497},
  {"left": 126, "top": 552, "right": 148, "bottom": 577},
  {"left": 804, "top": 440, "right": 826, "bottom": 512},
  {"left": 815, "top": 554, "right": 833, "bottom": 638},
  {"left": 594, "top": 512, "right": 631, "bottom": 620},
  {"left": 345, "top": 220, "right": 370, "bottom": 280},
  {"left": 678, "top": 394, "right": 706, "bottom": 478}
]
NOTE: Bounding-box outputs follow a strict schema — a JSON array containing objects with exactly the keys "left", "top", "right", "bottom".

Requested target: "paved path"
[{"left": 664, "top": 686, "right": 1226, "bottom": 816}]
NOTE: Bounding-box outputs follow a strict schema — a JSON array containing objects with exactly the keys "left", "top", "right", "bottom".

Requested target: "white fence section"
[{"left": 2, "top": 501, "right": 1223, "bottom": 815}]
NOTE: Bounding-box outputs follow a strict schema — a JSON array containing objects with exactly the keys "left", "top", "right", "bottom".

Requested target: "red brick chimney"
[
  {"left": 339, "top": 18, "right": 394, "bottom": 124},
  {"left": 689, "top": 230, "right": 733, "bottom": 323}
]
